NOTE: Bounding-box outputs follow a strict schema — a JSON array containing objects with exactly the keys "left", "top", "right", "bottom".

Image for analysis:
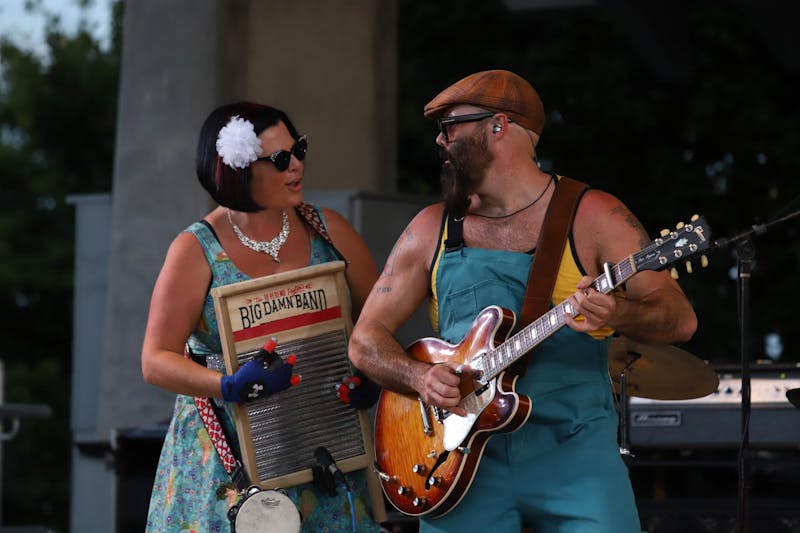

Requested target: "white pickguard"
[{"left": 442, "top": 377, "right": 497, "bottom": 451}]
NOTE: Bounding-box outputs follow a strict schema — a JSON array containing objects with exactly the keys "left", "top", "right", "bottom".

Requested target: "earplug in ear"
[{"left": 492, "top": 124, "right": 501, "bottom": 133}]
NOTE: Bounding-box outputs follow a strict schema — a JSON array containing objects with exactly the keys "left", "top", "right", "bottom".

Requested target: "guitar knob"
[
  {"left": 701, "top": 255, "right": 709, "bottom": 268},
  {"left": 412, "top": 497, "right": 428, "bottom": 508},
  {"left": 676, "top": 221, "right": 685, "bottom": 230},
  {"left": 685, "top": 261, "right": 693, "bottom": 274},
  {"left": 412, "top": 464, "right": 427, "bottom": 475},
  {"left": 427, "top": 476, "right": 442, "bottom": 487},
  {"left": 397, "top": 486, "right": 413, "bottom": 496},
  {"left": 670, "top": 268, "right": 679, "bottom": 279},
  {"left": 691, "top": 214, "right": 700, "bottom": 222},
  {"left": 660, "top": 229, "right": 670, "bottom": 237}
]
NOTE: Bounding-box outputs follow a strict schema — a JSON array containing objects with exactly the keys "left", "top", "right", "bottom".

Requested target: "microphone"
[{"left": 314, "top": 446, "right": 348, "bottom": 489}]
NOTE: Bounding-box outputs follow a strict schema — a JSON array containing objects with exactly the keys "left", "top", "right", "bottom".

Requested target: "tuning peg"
[
  {"left": 670, "top": 267, "right": 679, "bottom": 279},
  {"left": 660, "top": 229, "right": 670, "bottom": 237},
  {"left": 701, "top": 255, "right": 709, "bottom": 268},
  {"left": 676, "top": 222, "right": 685, "bottom": 230},
  {"left": 691, "top": 214, "right": 700, "bottom": 222},
  {"left": 685, "top": 261, "right": 693, "bottom": 274}
]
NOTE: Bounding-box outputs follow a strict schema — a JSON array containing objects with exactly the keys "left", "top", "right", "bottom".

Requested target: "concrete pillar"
[
  {"left": 97, "top": 0, "right": 221, "bottom": 434},
  {"left": 220, "top": 0, "right": 397, "bottom": 193}
]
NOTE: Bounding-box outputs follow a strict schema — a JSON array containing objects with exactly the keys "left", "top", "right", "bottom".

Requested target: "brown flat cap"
[{"left": 423, "top": 70, "right": 545, "bottom": 135}]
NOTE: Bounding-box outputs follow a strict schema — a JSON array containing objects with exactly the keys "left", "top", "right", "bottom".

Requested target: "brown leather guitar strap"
[{"left": 513, "top": 175, "right": 587, "bottom": 375}]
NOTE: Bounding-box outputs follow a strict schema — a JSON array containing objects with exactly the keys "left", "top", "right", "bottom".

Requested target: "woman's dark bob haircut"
[{"left": 196, "top": 102, "right": 301, "bottom": 212}]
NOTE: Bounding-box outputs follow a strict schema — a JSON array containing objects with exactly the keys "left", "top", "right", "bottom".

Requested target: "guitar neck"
[{"left": 482, "top": 255, "right": 637, "bottom": 380}]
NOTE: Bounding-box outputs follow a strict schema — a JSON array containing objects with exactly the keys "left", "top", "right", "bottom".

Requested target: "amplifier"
[{"left": 627, "top": 364, "right": 800, "bottom": 448}]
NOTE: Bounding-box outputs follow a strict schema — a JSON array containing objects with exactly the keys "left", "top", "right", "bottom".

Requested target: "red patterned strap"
[
  {"left": 193, "top": 396, "right": 238, "bottom": 474},
  {"left": 183, "top": 345, "right": 244, "bottom": 486},
  {"left": 295, "top": 202, "right": 348, "bottom": 264}
]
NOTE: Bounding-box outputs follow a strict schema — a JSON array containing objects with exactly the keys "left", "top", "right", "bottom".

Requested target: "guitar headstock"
[{"left": 634, "top": 214, "right": 712, "bottom": 277}]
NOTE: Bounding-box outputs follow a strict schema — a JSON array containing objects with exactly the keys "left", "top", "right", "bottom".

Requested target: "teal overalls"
[{"left": 419, "top": 207, "right": 644, "bottom": 533}]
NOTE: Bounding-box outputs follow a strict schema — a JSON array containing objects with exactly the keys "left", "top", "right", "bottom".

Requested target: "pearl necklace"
[{"left": 227, "top": 209, "right": 290, "bottom": 262}]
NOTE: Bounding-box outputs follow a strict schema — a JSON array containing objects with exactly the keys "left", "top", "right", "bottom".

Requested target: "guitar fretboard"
[{"left": 481, "top": 255, "right": 637, "bottom": 379}]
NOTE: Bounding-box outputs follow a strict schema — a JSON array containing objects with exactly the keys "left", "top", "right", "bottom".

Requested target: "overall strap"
[
  {"left": 515, "top": 176, "right": 588, "bottom": 374},
  {"left": 443, "top": 214, "right": 465, "bottom": 252}
]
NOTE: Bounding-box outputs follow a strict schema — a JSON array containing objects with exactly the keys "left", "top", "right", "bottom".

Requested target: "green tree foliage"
[
  {"left": 397, "top": 0, "right": 800, "bottom": 366},
  {"left": 0, "top": 1, "right": 122, "bottom": 529}
]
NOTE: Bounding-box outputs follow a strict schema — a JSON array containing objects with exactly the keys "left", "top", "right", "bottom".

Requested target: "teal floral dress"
[{"left": 146, "top": 204, "right": 381, "bottom": 533}]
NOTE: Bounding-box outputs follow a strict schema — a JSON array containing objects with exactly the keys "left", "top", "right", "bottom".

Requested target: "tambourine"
[{"left": 228, "top": 486, "right": 302, "bottom": 533}]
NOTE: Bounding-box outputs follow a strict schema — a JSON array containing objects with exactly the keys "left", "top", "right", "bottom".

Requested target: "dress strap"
[{"left": 186, "top": 220, "right": 224, "bottom": 267}]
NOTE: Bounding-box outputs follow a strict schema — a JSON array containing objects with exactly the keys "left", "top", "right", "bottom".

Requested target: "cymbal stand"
[{"left": 617, "top": 352, "right": 641, "bottom": 459}]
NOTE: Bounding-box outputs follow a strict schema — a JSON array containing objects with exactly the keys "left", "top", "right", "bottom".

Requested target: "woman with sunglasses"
[{"left": 141, "top": 102, "right": 381, "bottom": 532}]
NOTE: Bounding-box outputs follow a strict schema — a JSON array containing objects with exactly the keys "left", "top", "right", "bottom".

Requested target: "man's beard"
[{"left": 439, "top": 130, "right": 493, "bottom": 218}]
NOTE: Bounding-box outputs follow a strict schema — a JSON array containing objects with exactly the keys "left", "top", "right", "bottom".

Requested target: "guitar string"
[{"left": 487, "top": 261, "right": 629, "bottom": 377}]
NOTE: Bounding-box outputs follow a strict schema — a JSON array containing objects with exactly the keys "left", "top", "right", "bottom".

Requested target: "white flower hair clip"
[{"left": 215, "top": 115, "right": 263, "bottom": 170}]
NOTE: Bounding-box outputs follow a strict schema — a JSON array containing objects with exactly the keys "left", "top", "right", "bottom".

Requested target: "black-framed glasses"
[
  {"left": 257, "top": 134, "right": 308, "bottom": 171},
  {"left": 436, "top": 112, "right": 495, "bottom": 142}
]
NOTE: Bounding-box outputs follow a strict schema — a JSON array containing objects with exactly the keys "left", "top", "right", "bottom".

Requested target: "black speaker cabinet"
[
  {"left": 630, "top": 448, "right": 800, "bottom": 533},
  {"left": 113, "top": 423, "right": 168, "bottom": 533},
  {"left": 638, "top": 499, "right": 800, "bottom": 533}
]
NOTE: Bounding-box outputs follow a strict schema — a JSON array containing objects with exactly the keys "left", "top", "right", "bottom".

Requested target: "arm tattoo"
[
  {"left": 382, "top": 227, "right": 415, "bottom": 277},
  {"left": 382, "top": 252, "right": 396, "bottom": 277},
  {"left": 611, "top": 205, "right": 649, "bottom": 248}
]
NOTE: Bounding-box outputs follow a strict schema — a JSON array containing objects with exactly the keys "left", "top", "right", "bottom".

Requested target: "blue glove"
[
  {"left": 336, "top": 369, "right": 381, "bottom": 410},
  {"left": 221, "top": 340, "right": 300, "bottom": 403}
]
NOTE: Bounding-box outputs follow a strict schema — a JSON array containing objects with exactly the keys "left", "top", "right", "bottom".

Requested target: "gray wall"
[{"left": 67, "top": 194, "right": 114, "bottom": 533}]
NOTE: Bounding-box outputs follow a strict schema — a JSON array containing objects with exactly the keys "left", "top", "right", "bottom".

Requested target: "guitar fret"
[
  {"left": 485, "top": 248, "right": 646, "bottom": 380},
  {"left": 617, "top": 263, "right": 628, "bottom": 283}
]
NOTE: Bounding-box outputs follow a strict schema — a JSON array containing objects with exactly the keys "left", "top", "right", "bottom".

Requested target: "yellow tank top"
[{"left": 428, "top": 179, "right": 615, "bottom": 341}]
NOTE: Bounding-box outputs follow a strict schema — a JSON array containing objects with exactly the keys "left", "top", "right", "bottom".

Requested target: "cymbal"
[
  {"left": 609, "top": 337, "right": 719, "bottom": 400},
  {"left": 787, "top": 388, "right": 800, "bottom": 409}
]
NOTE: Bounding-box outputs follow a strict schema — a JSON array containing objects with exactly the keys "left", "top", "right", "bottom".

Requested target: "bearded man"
[{"left": 349, "top": 70, "right": 697, "bottom": 533}]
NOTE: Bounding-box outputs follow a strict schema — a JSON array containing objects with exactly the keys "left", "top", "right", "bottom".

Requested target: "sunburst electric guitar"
[{"left": 373, "top": 215, "right": 712, "bottom": 518}]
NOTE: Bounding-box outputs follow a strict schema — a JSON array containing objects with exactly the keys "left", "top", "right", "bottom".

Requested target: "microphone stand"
[
  {"left": 713, "top": 209, "right": 800, "bottom": 533},
  {"left": 735, "top": 236, "right": 753, "bottom": 533}
]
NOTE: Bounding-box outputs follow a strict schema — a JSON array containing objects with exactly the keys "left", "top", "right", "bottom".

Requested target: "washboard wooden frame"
[{"left": 212, "top": 261, "right": 385, "bottom": 521}]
